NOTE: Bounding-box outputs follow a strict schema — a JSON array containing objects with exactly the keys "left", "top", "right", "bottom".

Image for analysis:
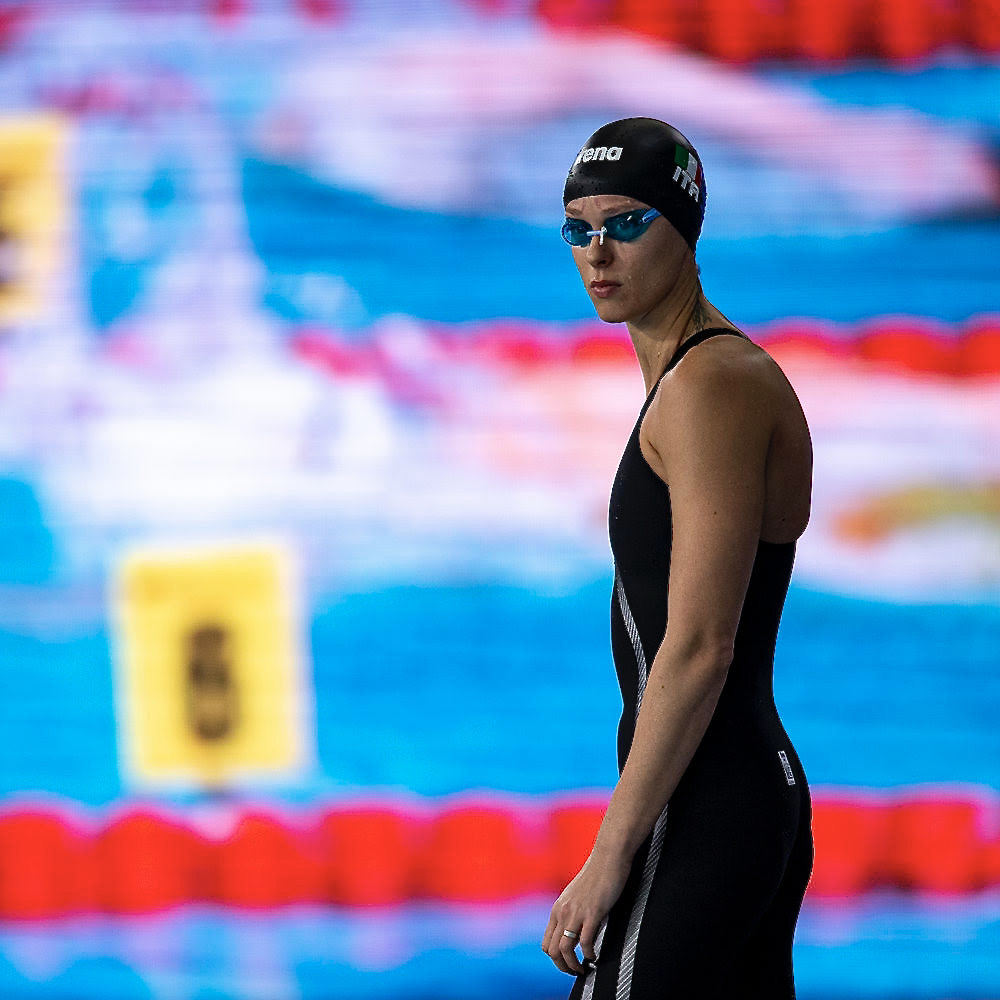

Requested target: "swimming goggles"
[{"left": 560, "top": 207, "right": 661, "bottom": 247}]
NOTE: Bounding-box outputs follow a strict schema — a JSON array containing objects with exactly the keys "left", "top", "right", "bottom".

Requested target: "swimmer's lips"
[{"left": 590, "top": 281, "right": 621, "bottom": 298}]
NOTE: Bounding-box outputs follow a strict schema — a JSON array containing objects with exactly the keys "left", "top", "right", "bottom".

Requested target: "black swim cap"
[{"left": 562, "top": 117, "right": 706, "bottom": 251}]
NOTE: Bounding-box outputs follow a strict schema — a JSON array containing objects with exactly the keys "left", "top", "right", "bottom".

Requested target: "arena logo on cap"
[
  {"left": 574, "top": 145, "right": 623, "bottom": 165},
  {"left": 672, "top": 147, "right": 701, "bottom": 202}
]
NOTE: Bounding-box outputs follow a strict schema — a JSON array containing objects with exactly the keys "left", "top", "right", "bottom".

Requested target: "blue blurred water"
[
  {"left": 0, "top": 478, "right": 56, "bottom": 586},
  {"left": 1, "top": 580, "right": 997, "bottom": 805},
  {"left": 243, "top": 154, "right": 1000, "bottom": 327},
  {"left": 1, "top": 894, "right": 997, "bottom": 1000},
  {"left": 761, "top": 63, "right": 1000, "bottom": 129}
]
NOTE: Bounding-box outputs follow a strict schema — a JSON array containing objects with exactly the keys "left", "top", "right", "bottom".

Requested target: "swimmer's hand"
[{"left": 540, "top": 851, "right": 631, "bottom": 977}]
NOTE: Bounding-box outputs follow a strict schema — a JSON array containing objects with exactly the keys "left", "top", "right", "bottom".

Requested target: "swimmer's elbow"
[{"left": 663, "top": 629, "right": 734, "bottom": 681}]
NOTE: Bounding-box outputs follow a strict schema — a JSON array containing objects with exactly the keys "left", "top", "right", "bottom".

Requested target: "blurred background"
[{"left": 0, "top": 0, "right": 998, "bottom": 997}]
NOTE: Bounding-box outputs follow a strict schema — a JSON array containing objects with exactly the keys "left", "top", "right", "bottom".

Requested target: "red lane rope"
[
  {"left": 289, "top": 316, "right": 1000, "bottom": 383},
  {"left": 0, "top": 789, "right": 997, "bottom": 917},
  {"left": 535, "top": 0, "right": 1000, "bottom": 61}
]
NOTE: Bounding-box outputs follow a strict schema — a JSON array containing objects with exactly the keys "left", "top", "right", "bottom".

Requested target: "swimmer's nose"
[{"left": 585, "top": 230, "right": 612, "bottom": 265}]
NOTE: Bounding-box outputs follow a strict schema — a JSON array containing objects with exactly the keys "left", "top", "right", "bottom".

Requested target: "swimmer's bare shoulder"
[{"left": 639, "top": 331, "right": 812, "bottom": 544}]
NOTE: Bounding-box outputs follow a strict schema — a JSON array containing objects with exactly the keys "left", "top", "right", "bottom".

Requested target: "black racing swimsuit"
[{"left": 570, "top": 328, "right": 813, "bottom": 1000}]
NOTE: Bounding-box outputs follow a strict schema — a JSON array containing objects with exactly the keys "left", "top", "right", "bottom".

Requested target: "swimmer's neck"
[{"left": 626, "top": 255, "right": 739, "bottom": 395}]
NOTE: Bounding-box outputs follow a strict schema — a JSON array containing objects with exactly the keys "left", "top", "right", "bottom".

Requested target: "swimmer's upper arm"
[{"left": 645, "top": 356, "right": 772, "bottom": 666}]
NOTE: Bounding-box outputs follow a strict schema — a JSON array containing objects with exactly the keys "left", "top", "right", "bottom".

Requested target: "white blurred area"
[
  {"left": 277, "top": 30, "right": 999, "bottom": 230},
  {"left": 2, "top": 308, "right": 998, "bottom": 605}
]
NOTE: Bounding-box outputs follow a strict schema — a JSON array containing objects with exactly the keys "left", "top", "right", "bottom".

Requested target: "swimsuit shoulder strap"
[
  {"left": 664, "top": 327, "right": 750, "bottom": 376},
  {"left": 637, "top": 327, "right": 750, "bottom": 417}
]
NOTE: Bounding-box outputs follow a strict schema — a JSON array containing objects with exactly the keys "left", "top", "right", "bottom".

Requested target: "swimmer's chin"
[{"left": 590, "top": 300, "right": 631, "bottom": 324}]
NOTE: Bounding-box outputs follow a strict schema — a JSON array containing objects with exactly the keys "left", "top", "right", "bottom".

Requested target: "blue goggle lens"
[{"left": 560, "top": 208, "right": 660, "bottom": 247}]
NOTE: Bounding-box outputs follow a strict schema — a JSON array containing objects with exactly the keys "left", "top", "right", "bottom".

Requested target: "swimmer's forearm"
[{"left": 591, "top": 644, "right": 731, "bottom": 865}]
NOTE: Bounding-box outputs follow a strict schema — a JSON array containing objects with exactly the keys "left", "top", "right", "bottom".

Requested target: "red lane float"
[
  {"left": 887, "top": 798, "right": 986, "bottom": 893},
  {"left": 211, "top": 0, "right": 342, "bottom": 23},
  {"left": 416, "top": 804, "right": 548, "bottom": 902},
  {"left": 536, "top": 0, "right": 1000, "bottom": 60},
  {"left": 215, "top": 811, "right": 327, "bottom": 908},
  {"left": 289, "top": 316, "right": 1000, "bottom": 387},
  {"left": 808, "top": 795, "right": 893, "bottom": 896},
  {"left": 97, "top": 810, "right": 206, "bottom": 914},
  {"left": 0, "top": 811, "right": 88, "bottom": 919},
  {"left": 0, "top": 789, "right": 997, "bottom": 917},
  {"left": 772, "top": 315, "right": 1000, "bottom": 376},
  {"left": 320, "top": 807, "right": 421, "bottom": 906},
  {"left": 548, "top": 798, "right": 610, "bottom": 887}
]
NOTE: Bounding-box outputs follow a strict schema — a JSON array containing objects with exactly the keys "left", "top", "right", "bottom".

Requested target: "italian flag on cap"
[{"left": 674, "top": 145, "right": 702, "bottom": 183}]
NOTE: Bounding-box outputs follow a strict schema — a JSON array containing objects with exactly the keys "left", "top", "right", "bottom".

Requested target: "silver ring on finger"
[{"left": 563, "top": 929, "right": 580, "bottom": 940}]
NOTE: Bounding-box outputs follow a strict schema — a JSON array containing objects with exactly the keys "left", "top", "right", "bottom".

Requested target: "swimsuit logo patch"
[{"left": 778, "top": 750, "right": 796, "bottom": 785}]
